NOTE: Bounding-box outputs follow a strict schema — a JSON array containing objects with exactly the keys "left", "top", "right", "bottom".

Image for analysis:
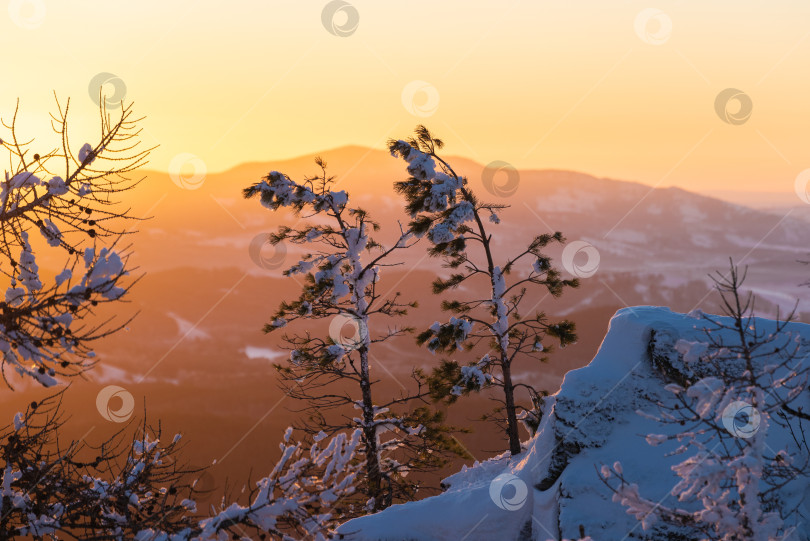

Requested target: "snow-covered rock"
[{"left": 336, "top": 306, "right": 810, "bottom": 540}]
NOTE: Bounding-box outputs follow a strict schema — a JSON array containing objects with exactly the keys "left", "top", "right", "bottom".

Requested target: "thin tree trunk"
[
  {"left": 501, "top": 358, "right": 522, "bottom": 456},
  {"left": 359, "top": 347, "right": 384, "bottom": 510}
]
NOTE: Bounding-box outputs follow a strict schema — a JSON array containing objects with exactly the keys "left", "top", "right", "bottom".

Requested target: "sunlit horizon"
[{"left": 2, "top": 1, "right": 809, "bottom": 202}]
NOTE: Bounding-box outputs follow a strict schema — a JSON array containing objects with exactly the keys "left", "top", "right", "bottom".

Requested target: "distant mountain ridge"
[
  {"left": 127, "top": 145, "right": 809, "bottom": 318},
  {"left": 142, "top": 144, "right": 805, "bottom": 209}
]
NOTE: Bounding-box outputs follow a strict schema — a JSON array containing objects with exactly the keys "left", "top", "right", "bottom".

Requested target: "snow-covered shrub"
[{"left": 0, "top": 393, "right": 364, "bottom": 540}]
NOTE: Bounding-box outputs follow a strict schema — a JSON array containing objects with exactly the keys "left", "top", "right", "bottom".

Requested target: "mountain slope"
[{"left": 126, "top": 147, "right": 810, "bottom": 314}]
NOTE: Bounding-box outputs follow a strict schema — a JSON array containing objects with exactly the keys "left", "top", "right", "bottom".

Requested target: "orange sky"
[{"left": 2, "top": 1, "right": 809, "bottom": 198}]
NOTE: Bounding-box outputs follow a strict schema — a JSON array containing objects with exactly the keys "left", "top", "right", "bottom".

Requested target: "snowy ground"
[{"left": 337, "top": 306, "right": 810, "bottom": 541}]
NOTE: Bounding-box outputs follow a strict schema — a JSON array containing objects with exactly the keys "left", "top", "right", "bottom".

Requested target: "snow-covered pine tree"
[
  {"left": 388, "top": 126, "right": 578, "bottom": 457},
  {"left": 0, "top": 98, "right": 147, "bottom": 387},
  {"left": 243, "top": 157, "right": 468, "bottom": 514},
  {"left": 601, "top": 261, "right": 810, "bottom": 540}
]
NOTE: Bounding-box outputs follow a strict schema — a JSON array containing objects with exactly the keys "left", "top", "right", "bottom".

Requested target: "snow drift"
[{"left": 336, "top": 306, "right": 810, "bottom": 540}]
